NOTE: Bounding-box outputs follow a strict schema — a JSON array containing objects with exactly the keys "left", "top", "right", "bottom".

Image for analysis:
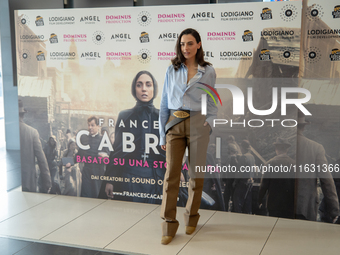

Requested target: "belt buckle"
[{"left": 173, "top": 110, "right": 190, "bottom": 118}]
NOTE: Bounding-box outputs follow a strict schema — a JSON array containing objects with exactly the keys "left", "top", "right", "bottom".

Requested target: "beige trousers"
[{"left": 160, "top": 114, "right": 210, "bottom": 236}]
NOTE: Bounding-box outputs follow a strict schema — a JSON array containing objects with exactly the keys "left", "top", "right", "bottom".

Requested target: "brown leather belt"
[{"left": 165, "top": 110, "right": 199, "bottom": 134}]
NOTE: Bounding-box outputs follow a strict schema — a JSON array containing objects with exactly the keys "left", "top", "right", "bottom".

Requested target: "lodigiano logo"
[{"left": 201, "top": 84, "right": 312, "bottom": 128}]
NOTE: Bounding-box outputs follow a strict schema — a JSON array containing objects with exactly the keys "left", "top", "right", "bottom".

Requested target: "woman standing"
[{"left": 159, "top": 28, "right": 217, "bottom": 244}]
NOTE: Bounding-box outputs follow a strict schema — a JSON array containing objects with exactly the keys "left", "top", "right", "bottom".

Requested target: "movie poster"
[{"left": 15, "top": 1, "right": 340, "bottom": 224}]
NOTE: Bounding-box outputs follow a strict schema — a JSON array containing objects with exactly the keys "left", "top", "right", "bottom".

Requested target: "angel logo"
[
  {"left": 138, "top": 11, "right": 151, "bottom": 26},
  {"left": 49, "top": 33, "right": 58, "bottom": 44},
  {"left": 259, "top": 49, "right": 271, "bottom": 61},
  {"left": 330, "top": 48, "right": 340, "bottom": 61},
  {"left": 35, "top": 16, "right": 44, "bottom": 26},
  {"left": 242, "top": 30, "right": 253, "bottom": 42},
  {"left": 139, "top": 32, "right": 150, "bottom": 43},
  {"left": 261, "top": 7, "right": 272, "bottom": 20},
  {"left": 36, "top": 51, "right": 45, "bottom": 61},
  {"left": 333, "top": 5, "right": 340, "bottom": 18}
]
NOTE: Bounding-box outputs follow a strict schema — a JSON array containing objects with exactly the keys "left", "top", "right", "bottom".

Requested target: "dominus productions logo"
[
  {"left": 80, "top": 15, "right": 101, "bottom": 24},
  {"left": 36, "top": 51, "right": 45, "bottom": 61},
  {"left": 261, "top": 7, "right": 272, "bottom": 20},
  {"left": 158, "top": 51, "right": 176, "bottom": 61},
  {"left": 330, "top": 48, "right": 340, "bottom": 61},
  {"left": 106, "top": 51, "right": 132, "bottom": 61},
  {"left": 35, "top": 16, "right": 44, "bottom": 26},
  {"left": 106, "top": 15, "right": 131, "bottom": 24},
  {"left": 220, "top": 51, "right": 253, "bottom": 61},
  {"left": 202, "top": 84, "right": 311, "bottom": 128},
  {"left": 92, "top": 31, "right": 105, "bottom": 45},
  {"left": 306, "top": 4, "right": 324, "bottom": 21},
  {"left": 221, "top": 10, "right": 254, "bottom": 21},
  {"left": 49, "top": 52, "right": 76, "bottom": 60},
  {"left": 333, "top": 5, "right": 340, "bottom": 18},
  {"left": 191, "top": 12, "right": 215, "bottom": 21},
  {"left": 304, "top": 47, "right": 321, "bottom": 64},
  {"left": 207, "top": 31, "right": 236, "bottom": 41},
  {"left": 18, "top": 15, "right": 30, "bottom": 26},
  {"left": 140, "top": 32, "right": 150, "bottom": 43},
  {"left": 278, "top": 47, "right": 296, "bottom": 64},
  {"left": 81, "top": 52, "right": 101, "bottom": 60},
  {"left": 259, "top": 49, "right": 271, "bottom": 61},
  {"left": 242, "top": 30, "right": 253, "bottom": 42},
  {"left": 63, "top": 34, "right": 87, "bottom": 42},
  {"left": 280, "top": 4, "right": 298, "bottom": 22},
  {"left": 20, "top": 34, "right": 44, "bottom": 42},
  {"left": 138, "top": 49, "right": 151, "bottom": 63},
  {"left": 261, "top": 29, "right": 295, "bottom": 40},
  {"left": 20, "top": 49, "right": 31, "bottom": 62},
  {"left": 138, "top": 11, "right": 151, "bottom": 26},
  {"left": 158, "top": 32, "right": 178, "bottom": 42},
  {"left": 49, "top": 16, "right": 75, "bottom": 25},
  {"left": 49, "top": 33, "right": 58, "bottom": 44},
  {"left": 307, "top": 29, "right": 340, "bottom": 39},
  {"left": 111, "top": 33, "right": 132, "bottom": 42},
  {"left": 158, "top": 13, "right": 185, "bottom": 23}
]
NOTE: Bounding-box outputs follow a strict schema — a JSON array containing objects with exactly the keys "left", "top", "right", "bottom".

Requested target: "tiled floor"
[{"left": 1, "top": 129, "right": 340, "bottom": 254}]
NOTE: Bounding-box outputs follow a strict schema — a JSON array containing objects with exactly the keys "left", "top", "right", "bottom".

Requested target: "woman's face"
[
  {"left": 180, "top": 34, "right": 201, "bottom": 61},
  {"left": 135, "top": 74, "right": 154, "bottom": 102}
]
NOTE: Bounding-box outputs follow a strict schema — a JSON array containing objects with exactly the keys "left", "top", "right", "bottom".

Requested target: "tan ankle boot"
[
  {"left": 185, "top": 226, "right": 196, "bottom": 235},
  {"left": 161, "top": 236, "right": 173, "bottom": 245}
]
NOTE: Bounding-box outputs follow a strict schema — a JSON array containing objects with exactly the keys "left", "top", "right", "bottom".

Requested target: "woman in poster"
[
  {"left": 159, "top": 28, "right": 217, "bottom": 244},
  {"left": 99, "top": 71, "right": 165, "bottom": 204}
]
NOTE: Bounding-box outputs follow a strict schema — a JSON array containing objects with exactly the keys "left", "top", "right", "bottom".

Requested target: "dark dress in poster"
[{"left": 99, "top": 101, "right": 166, "bottom": 204}]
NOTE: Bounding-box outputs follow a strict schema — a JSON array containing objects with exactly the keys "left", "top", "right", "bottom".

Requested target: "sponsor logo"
[
  {"left": 333, "top": 5, "right": 340, "bottom": 18},
  {"left": 20, "top": 49, "right": 31, "bottom": 62},
  {"left": 20, "top": 34, "right": 44, "bottom": 42},
  {"left": 106, "top": 15, "right": 131, "bottom": 24},
  {"left": 49, "top": 16, "right": 75, "bottom": 25},
  {"left": 92, "top": 31, "right": 105, "bottom": 45},
  {"left": 111, "top": 33, "right": 132, "bottom": 42},
  {"left": 18, "top": 15, "right": 30, "bottom": 26},
  {"left": 106, "top": 51, "right": 132, "bottom": 61},
  {"left": 280, "top": 4, "right": 298, "bottom": 22},
  {"left": 203, "top": 51, "right": 214, "bottom": 59},
  {"left": 158, "top": 51, "right": 176, "bottom": 61},
  {"left": 158, "top": 33, "right": 178, "bottom": 42},
  {"left": 207, "top": 31, "right": 236, "bottom": 41},
  {"left": 80, "top": 16, "right": 101, "bottom": 24},
  {"left": 261, "top": 7, "right": 272, "bottom": 20},
  {"left": 138, "top": 49, "right": 151, "bottom": 63},
  {"left": 307, "top": 29, "right": 340, "bottom": 39},
  {"left": 158, "top": 13, "right": 185, "bottom": 23},
  {"left": 261, "top": 30, "right": 295, "bottom": 40},
  {"left": 259, "top": 49, "right": 271, "bottom": 61},
  {"left": 220, "top": 51, "right": 253, "bottom": 61},
  {"left": 306, "top": 4, "right": 324, "bottom": 21},
  {"left": 330, "top": 48, "right": 340, "bottom": 61},
  {"left": 242, "top": 30, "right": 253, "bottom": 42},
  {"left": 36, "top": 51, "right": 45, "bottom": 61},
  {"left": 80, "top": 52, "right": 102, "bottom": 60},
  {"left": 63, "top": 34, "right": 87, "bottom": 42},
  {"left": 191, "top": 12, "right": 215, "bottom": 21},
  {"left": 138, "top": 11, "right": 151, "bottom": 26},
  {"left": 140, "top": 32, "right": 150, "bottom": 43},
  {"left": 35, "top": 16, "right": 44, "bottom": 26},
  {"left": 49, "top": 52, "right": 76, "bottom": 60},
  {"left": 49, "top": 33, "right": 58, "bottom": 44},
  {"left": 304, "top": 47, "right": 321, "bottom": 64},
  {"left": 278, "top": 47, "right": 296, "bottom": 64},
  {"left": 221, "top": 10, "right": 254, "bottom": 21}
]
